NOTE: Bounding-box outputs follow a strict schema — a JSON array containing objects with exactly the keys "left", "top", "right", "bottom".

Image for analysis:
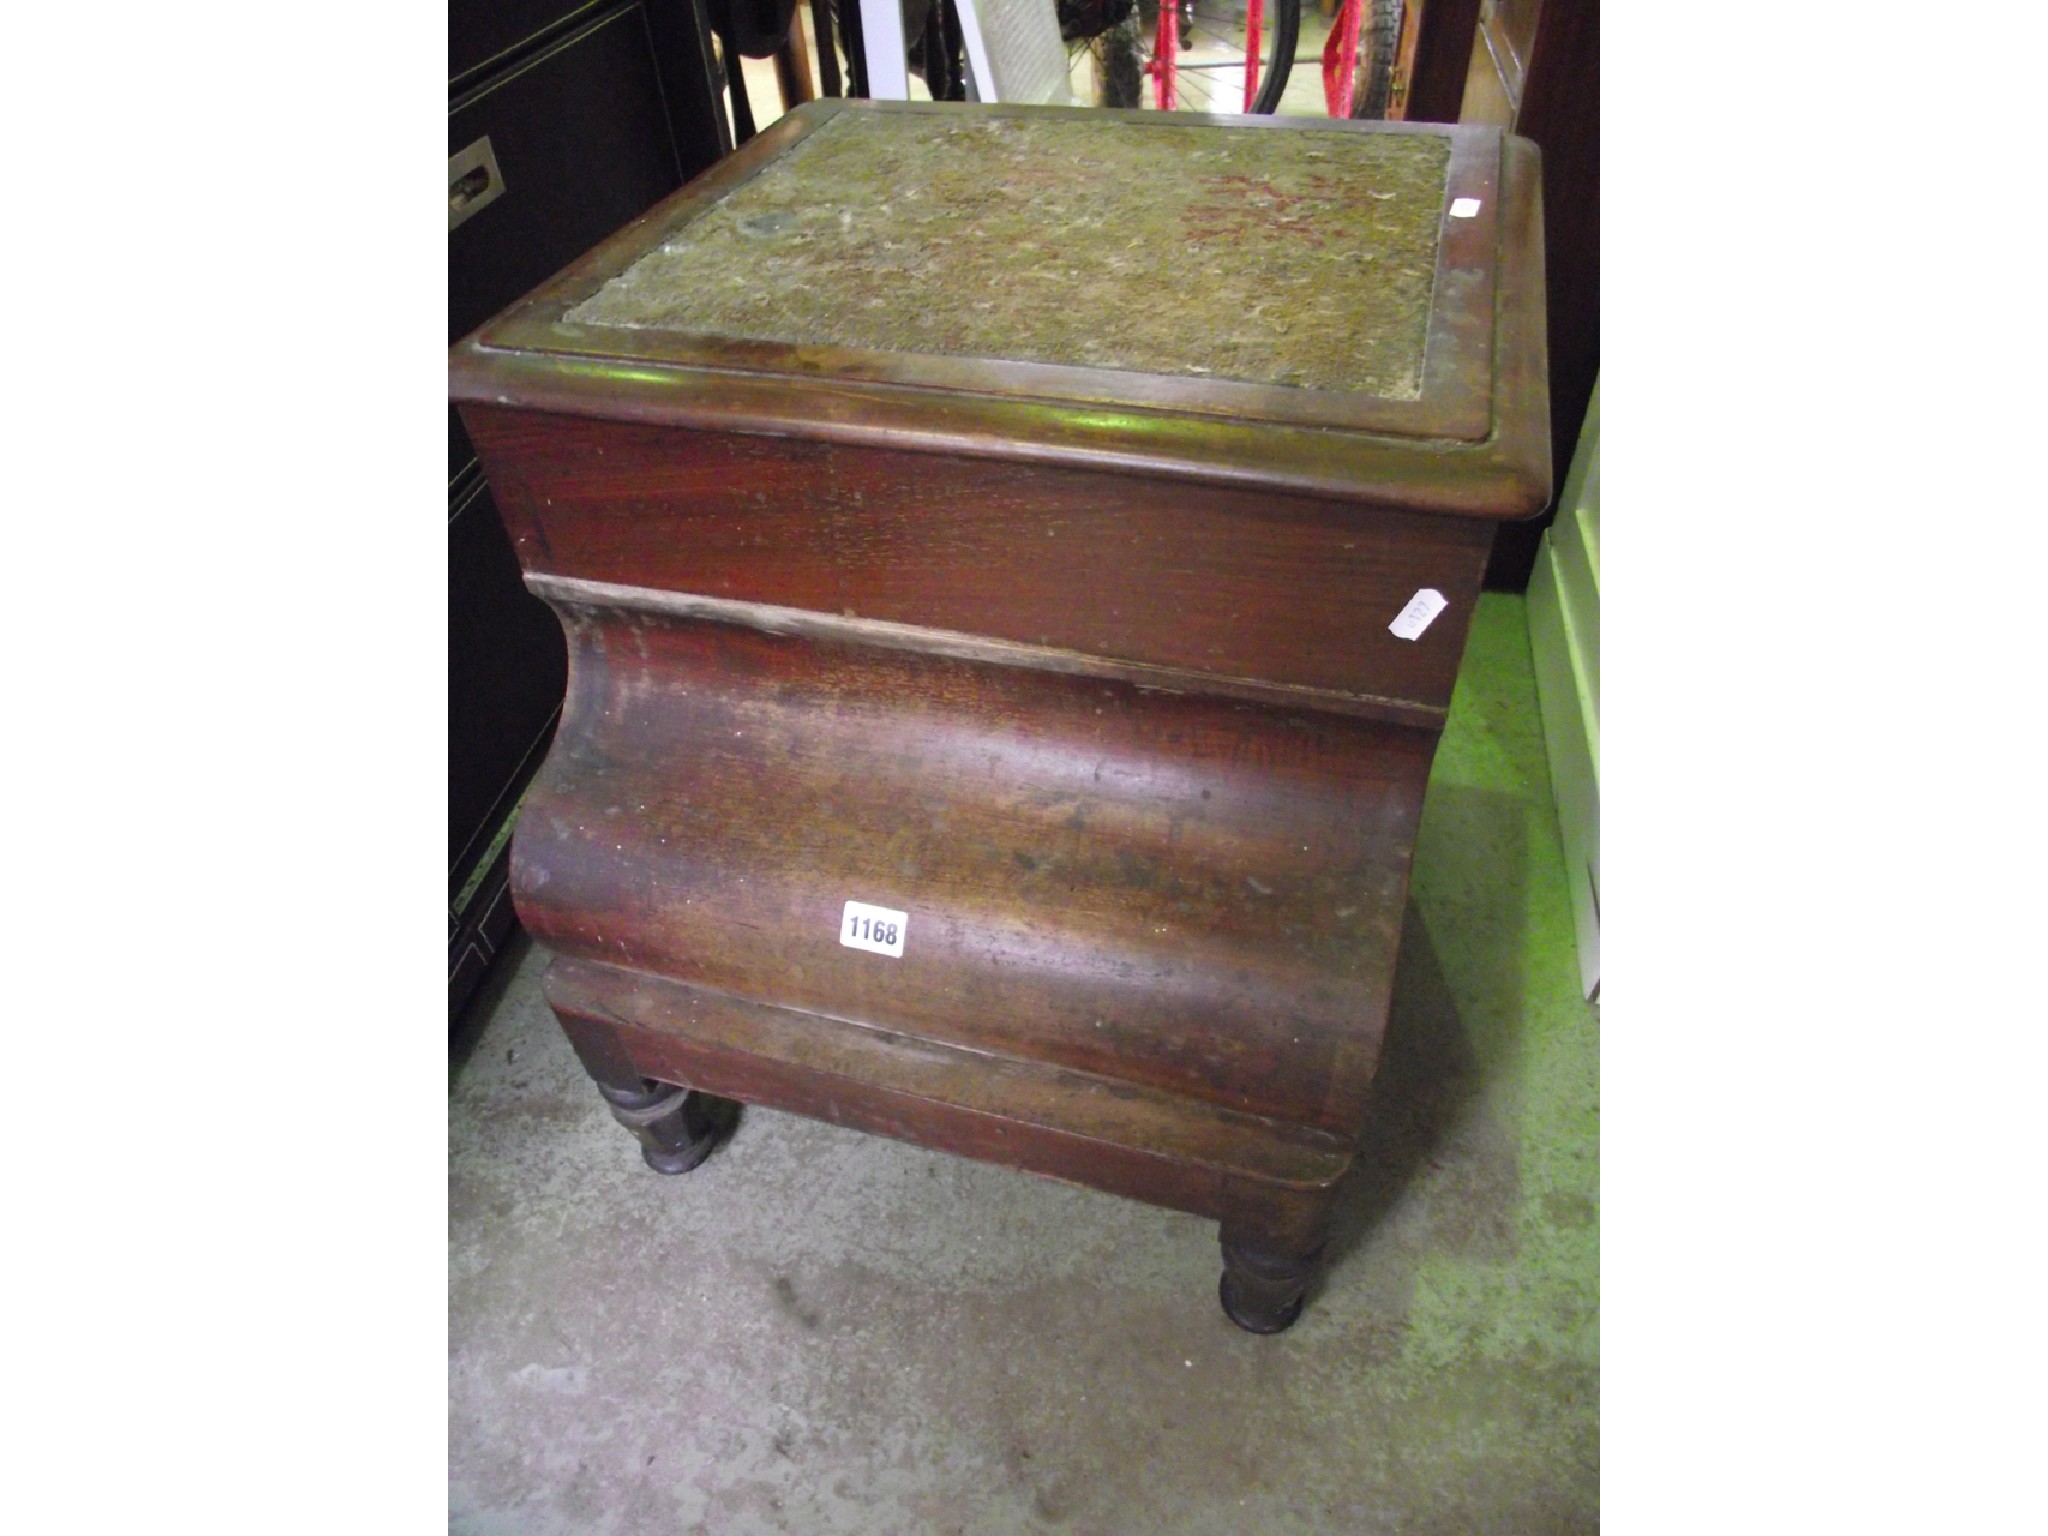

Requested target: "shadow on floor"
[
  {"left": 450, "top": 928, "right": 535, "bottom": 1080},
  {"left": 1317, "top": 778, "right": 1532, "bottom": 1310}
]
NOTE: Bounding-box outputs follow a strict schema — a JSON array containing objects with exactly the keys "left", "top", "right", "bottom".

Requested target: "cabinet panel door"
[{"left": 451, "top": 0, "right": 609, "bottom": 82}]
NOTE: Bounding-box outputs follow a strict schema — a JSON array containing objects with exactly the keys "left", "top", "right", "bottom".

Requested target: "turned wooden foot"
[
  {"left": 1219, "top": 1237, "right": 1323, "bottom": 1333},
  {"left": 550, "top": 993, "right": 739, "bottom": 1173},
  {"left": 1218, "top": 1204, "right": 1330, "bottom": 1334},
  {"left": 595, "top": 1079, "right": 737, "bottom": 1174}
]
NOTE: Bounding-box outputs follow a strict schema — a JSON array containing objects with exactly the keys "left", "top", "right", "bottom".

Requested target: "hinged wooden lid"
[{"left": 450, "top": 101, "right": 1549, "bottom": 518}]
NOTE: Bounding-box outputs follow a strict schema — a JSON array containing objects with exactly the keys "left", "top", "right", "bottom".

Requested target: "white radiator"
[{"left": 1527, "top": 380, "right": 1600, "bottom": 998}]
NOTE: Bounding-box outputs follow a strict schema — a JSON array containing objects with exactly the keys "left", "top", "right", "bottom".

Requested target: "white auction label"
[
  {"left": 1388, "top": 588, "right": 1449, "bottom": 640},
  {"left": 1449, "top": 196, "right": 1482, "bottom": 218},
  {"left": 840, "top": 900, "right": 908, "bottom": 958}
]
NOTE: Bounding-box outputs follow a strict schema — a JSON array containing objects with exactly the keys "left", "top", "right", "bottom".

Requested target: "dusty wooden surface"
[
  {"left": 564, "top": 110, "right": 1452, "bottom": 397},
  {"left": 455, "top": 108, "right": 1550, "bottom": 512}
]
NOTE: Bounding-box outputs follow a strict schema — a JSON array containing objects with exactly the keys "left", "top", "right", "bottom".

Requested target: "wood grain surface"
[
  {"left": 466, "top": 405, "right": 1494, "bottom": 714},
  {"left": 513, "top": 607, "right": 1434, "bottom": 1137}
]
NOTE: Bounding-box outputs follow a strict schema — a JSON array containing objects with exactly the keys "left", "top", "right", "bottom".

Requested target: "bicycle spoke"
[
  {"left": 1174, "top": 64, "right": 1222, "bottom": 108},
  {"left": 1186, "top": 19, "right": 1253, "bottom": 53},
  {"left": 1180, "top": 19, "right": 1285, "bottom": 110},
  {"left": 1164, "top": 24, "right": 1231, "bottom": 109}
]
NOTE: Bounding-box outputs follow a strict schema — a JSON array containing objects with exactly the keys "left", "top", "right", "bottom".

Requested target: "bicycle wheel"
[
  {"left": 1085, "top": 0, "right": 1300, "bottom": 115},
  {"left": 1346, "top": 0, "right": 1402, "bottom": 120}
]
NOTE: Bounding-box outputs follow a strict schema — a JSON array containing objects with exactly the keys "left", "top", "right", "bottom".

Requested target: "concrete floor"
[{"left": 450, "top": 592, "right": 1600, "bottom": 1533}]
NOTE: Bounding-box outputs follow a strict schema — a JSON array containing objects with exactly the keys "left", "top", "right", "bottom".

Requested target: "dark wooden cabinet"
[
  {"left": 453, "top": 0, "right": 621, "bottom": 78},
  {"left": 448, "top": 0, "right": 730, "bottom": 1027}
]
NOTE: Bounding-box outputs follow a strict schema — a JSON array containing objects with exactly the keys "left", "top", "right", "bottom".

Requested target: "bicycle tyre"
[
  {"left": 1088, "top": 17, "right": 1147, "bottom": 109},
  {"left": 1089, "top": 0, "right": 1300, "bottom": 115},
  {"left": 1244, "top": 0, "right": 1300, "bottom": 115},
  {"left": 1346, "top": 0, "right": 1402, "bottom": 120}
]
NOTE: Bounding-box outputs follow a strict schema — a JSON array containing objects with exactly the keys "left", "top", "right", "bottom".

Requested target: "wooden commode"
[{"left": 450, "top": 100, "right": 1548, "bottom": 1332}]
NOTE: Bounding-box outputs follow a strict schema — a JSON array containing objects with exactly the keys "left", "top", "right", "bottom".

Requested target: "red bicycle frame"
[
  {"left": 1150, "top": 1, "right": 1180, "bottom": 108},
  {"left": 1141, "top": 0, "right": 1383, "bottom": 117},
  {"left": 1323, "top": 0, "right": 1362, "bottom": 117},
  {"left": 1243, "top": 0, "right": 1265, "bottom": 111},
  {"left": 1146, "top": 0, "right": 1269, "bottom": 113}
]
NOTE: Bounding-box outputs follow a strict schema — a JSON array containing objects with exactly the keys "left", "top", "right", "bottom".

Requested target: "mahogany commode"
[{"left": 451, "top": 100, "right": 1548, "bottom": 1332}]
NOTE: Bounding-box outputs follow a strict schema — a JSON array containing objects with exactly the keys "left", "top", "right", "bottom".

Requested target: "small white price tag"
[
  {"left": 1388, "top": 588, "right": 1449, "bottom": 641},
  {"left": 840, "top": 900, "right": 908, "bottom": 958},
  {"left": 1449, "top": 197, "right": 1482, "bottom": 218}
]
